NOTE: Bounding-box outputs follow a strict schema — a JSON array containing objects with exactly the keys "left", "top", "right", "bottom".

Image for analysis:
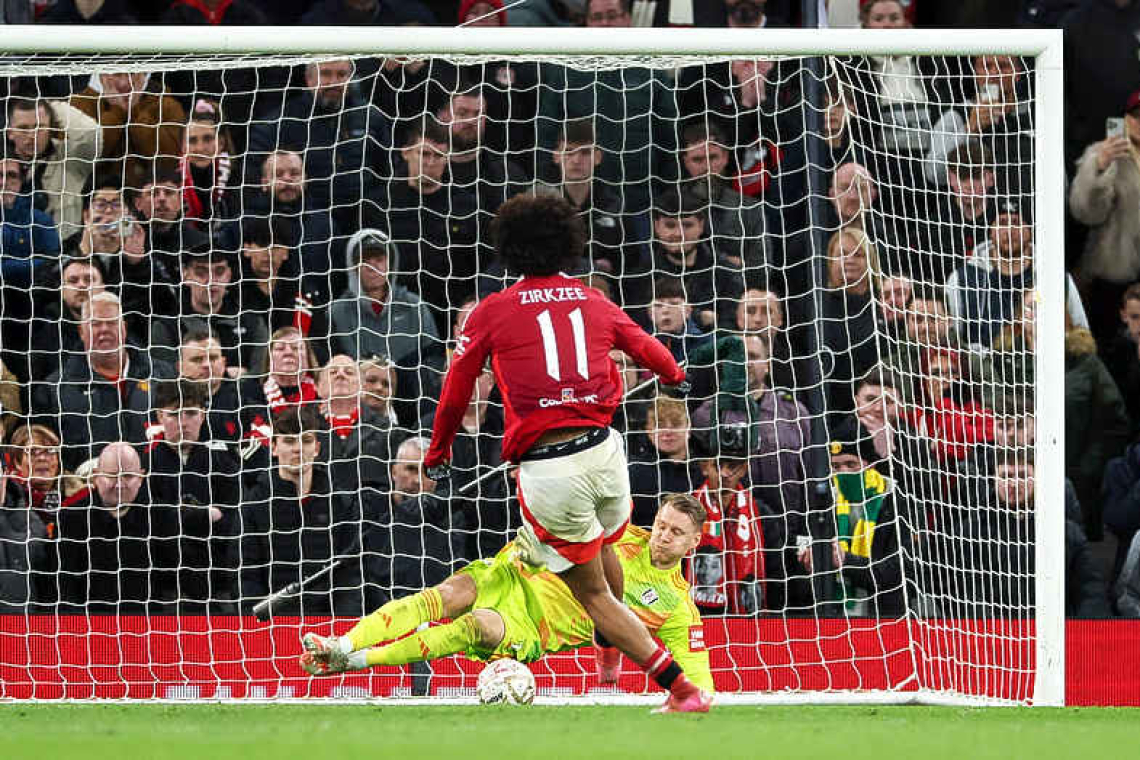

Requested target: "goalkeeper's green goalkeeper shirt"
[{"left": 510, "top": 525, "right": 714, "bottom": 692}]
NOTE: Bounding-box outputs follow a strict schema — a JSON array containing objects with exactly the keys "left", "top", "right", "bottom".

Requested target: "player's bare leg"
[
  {"left": 560, "top": 549, "right": 711, "bottom": 713},
  {"left": 594, "top": 545, "right": 625, "bottom": 684},
  {"left": 301, "top": 574, "right": 477, "bottom": 674}
]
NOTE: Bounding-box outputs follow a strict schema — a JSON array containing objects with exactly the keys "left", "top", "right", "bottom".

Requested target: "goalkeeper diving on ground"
[{"left": 299, "top": 493, "right": 714, "bottom": 697}]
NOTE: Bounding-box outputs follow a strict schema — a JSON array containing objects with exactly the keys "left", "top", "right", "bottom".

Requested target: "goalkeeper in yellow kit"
[{"left": 300, "top": 493, "right": 713, "bottom": 694}]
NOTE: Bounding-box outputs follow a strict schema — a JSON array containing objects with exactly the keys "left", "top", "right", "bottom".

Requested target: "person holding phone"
[
  {"left": 1070, "top": 89, "right": 1140, "bottom": 340},
  {"left": 925, "top": 54, "right": 1031, "bottom": 192}
]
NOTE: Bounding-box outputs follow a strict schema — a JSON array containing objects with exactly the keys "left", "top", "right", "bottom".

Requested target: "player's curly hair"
[{"left": 491, "top": 194, "right": 586, "bottom": 277}]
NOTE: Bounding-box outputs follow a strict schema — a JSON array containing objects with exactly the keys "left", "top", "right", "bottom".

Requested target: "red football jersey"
[{"left": 425, "top": 275, "right": 685, "bottom": 465}]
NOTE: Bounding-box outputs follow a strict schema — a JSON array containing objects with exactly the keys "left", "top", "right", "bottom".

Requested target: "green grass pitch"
[{"left": 3, "top": 704, "right": 1135, "bottom": 759}]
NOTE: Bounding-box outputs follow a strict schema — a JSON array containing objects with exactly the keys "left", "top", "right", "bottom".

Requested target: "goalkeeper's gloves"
[
  {"left": 300, "top": 633, "right": 367, "bottom": 675},
  {"left": 425, "top": 461, "right": 452, "bottom": 482}
]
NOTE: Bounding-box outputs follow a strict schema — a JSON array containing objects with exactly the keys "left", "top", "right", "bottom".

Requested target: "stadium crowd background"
[{"left": 0, "top": 0, "right": 1137, "bottom": 625}]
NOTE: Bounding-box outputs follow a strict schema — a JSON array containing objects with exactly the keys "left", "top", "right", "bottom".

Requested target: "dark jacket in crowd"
[
  {"left": 27, "top": 297, "right": 85, "bottom": 384},
  {"left": 536, "top": 63, "right": 678, "bottom": 214},
  {"left": 237, "top": 267, "right": 331, "bottom": 365},
  {"left": 1062, "top": 0, "right": 1140, "bottom": 166},
  {"left": 231, "top": 192, "right": 340, "bottom": 293},
  {"left": 324, "top": 405, "right": 407, "bottom": 491},
  {"left": 1065, "top": 328, "right": 1130, "bottom": 538},
  {"left": 437, "top": 407, "right": 514, "bottom": 561},
  {"left": 41, "top": 0, "right": 136, "bottom": 23},
  {"left": 1102, "top": 440, "right": 1140, "bottom": 577},
  {"left": 820, "top": 288, "right": 878, "bottom": 428},
  {"left": 1102, "top": 328, "right": 1140, "bottom": 433},
  {"left": 94, "top": 248, "right": 180, "bottom": 348},
  {"left": 369, "top": 178, "right": 484, "bottom": 333},
  {"left": 248, "top": 87, "right": 393, "bottom": 225},
  {"left": 375, "top": 488, "right": 470, "bottom": 599},
  {"left": 839, "top": 490, "right": 908, "bottom": 619},
  {"left": 55, "top": 485, "right": 211, "bottom": 613},
  {"left": 152, "top": 291, "right": 271, "bottom": 372},
  {"left": 0, "top": 484, "right": 53, "bottom": 613},
  {"left": 141, "top": 438, "right": 243, "bottom": 610},
  {"left": 628, "top": 455, "right": 702, "bottom": 528},
  {"left": 626, "top": 241, "right": 746, "bottom": 330},
  {"left": 237, "top": 465, "right": 381, "bottom": 617},
  {"left": 32, "top": 347, "right": 173, "bottom": 471}
]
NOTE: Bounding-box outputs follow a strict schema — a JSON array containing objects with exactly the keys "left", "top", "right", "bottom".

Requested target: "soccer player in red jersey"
[{"left": 424, "top": 195, "right": 711, "bottom": 713}]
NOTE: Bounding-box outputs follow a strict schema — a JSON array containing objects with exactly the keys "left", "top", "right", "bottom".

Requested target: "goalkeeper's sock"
[
  {"left": 345, "top": 588, "right": 445, "bottom": 651},
  {"left": 365, "top": 614, "right": 481, "bottom": 667},
  {"left": 640, "top": 644, "right": 685, "bottom": 692}
]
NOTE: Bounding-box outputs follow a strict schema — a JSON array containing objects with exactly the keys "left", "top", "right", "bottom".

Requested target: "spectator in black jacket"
[
  {"left": 678, "top": 120, "right": 770, "bottom": 269},
  {"left": 645, "top": 274, "right": 711, "bottom": 366},
  {"left": 378, "top": 435, "right": 469, "bottom": 597},
  {"left": 238, "top": 214, "right": 330, "bottom": 363},
  {"left": 1103, "top": 439, "right": 1140, "bottom": 578},
  {"left": 29, "top": 255, "right": 106, "bottom": 383},
  {"left": 32, "top": 292, "right": 173, "bottom": 471},
  {"left": 421, "top": 368, "right": 511, "bottom": 560},
  {"left": 41, "top": 0, "right": 136, "bottom": 23},
  {"left": 0, "top": 459, "right": 54, "bottom": 613},
  {"left": 248, "top": 57, "right": 393, "bottom": 237},
  {"left": 142, "top": 378, "right": 241, "bottom": 610},
  {"left": 820, "top": 226, "right": 880, "bottom": 430},
  {"left": 799, "top": 437, "right": 907, "bottom": 618},
  {"left": 176, "top": 327, "right": 273, "bottom": 487},
  {"left": 238, "top": 150, "right": 338, "bottom": 294},
  {"left": 625, "top": 186, "right": 745, "bottom": 330},
  {"left": 1066, "top": 326, "right": 1130, "bottom": 539},
  {"left": 238, "top": 404, "right": 381, "bottom": 617},
  {"left": 154, "top": 244, "right": 269, "bottom": 371},
  {"left": 628, "top": 395, "right": 701, "bottom": 528},
  {"left": 1102, "top": 283, "right": 1140, "bottom": 432},
  {"left": 435, "top": 82, "right": 529, "bottom": 215},
  {"left": 318, "top": 354, "right": 405, "bottom": 490},
  {"left": 366, "top": 120, "right": 482, "bottom": 333},
  {"left": 481, "top": 118, "right": 647, "bottom": 301},
  {"left": 130, "top": 163, "right": 187, "bottom": 271},
  {"left": 57, "top": 442, "right": 219, "bottom": 612}
]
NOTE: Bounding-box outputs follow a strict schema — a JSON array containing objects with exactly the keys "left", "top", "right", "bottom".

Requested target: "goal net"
[{"left": 0, "top": 27, "right": 1064, "bottom": 705}]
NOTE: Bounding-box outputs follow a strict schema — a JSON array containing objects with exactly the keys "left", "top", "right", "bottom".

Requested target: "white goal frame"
[{"left": 0, "top": 24, "right": 1065, "bottom": 707}]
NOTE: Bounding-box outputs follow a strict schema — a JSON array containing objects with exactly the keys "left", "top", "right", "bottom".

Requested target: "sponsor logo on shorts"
[
  {"left": 640, "top": 588, "right": 659, "bottom": 606},
  {"left": 689, "top": 625, "right": 706, "bottom": 651}
]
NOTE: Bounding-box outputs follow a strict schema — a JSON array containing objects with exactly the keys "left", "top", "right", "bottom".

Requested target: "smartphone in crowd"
[{"left": 1107, "top": 118, "right": 1126, "bottom": 139}]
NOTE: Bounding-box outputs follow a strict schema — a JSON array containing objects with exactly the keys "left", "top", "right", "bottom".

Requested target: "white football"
[{"left": 476, "top": 658, "right": 536, "bottom": 705}]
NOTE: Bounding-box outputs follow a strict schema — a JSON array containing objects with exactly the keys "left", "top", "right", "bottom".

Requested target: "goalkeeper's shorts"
[
  {"left": 515, "top": 427, "right": 631, "bottom": 573},
  {"left": 458, "top": 550, "right": 546, "bottom": 664}
]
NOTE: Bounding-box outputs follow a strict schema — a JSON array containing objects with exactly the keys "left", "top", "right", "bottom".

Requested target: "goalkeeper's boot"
[
  {"left": 652, "top": 675, "right": 713, "bottom": 714},
  {"left": 595, "top": 645, "right": 621, "bottom": 685},
  {"left": 300, "top": 633, "right": 351, "bottom": 675}
]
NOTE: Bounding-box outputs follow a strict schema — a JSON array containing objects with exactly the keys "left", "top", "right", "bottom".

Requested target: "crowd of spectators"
[{"left": 0, "top": 0, "right": 1136, "bottom": 621}]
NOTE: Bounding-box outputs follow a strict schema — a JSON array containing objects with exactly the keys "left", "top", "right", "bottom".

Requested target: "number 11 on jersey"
[{"left": 536, "top": 307, "right": 589, "bottom": 382}]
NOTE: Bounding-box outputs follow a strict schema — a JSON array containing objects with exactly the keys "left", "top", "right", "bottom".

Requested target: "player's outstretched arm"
[{"left": 607, "top": 300, "right": 687, "bottom": 386}]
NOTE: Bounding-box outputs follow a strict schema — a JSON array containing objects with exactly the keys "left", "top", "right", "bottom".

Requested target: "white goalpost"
[{"left": 0, "top": 25, "right": 1064, "bottom": 706}]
